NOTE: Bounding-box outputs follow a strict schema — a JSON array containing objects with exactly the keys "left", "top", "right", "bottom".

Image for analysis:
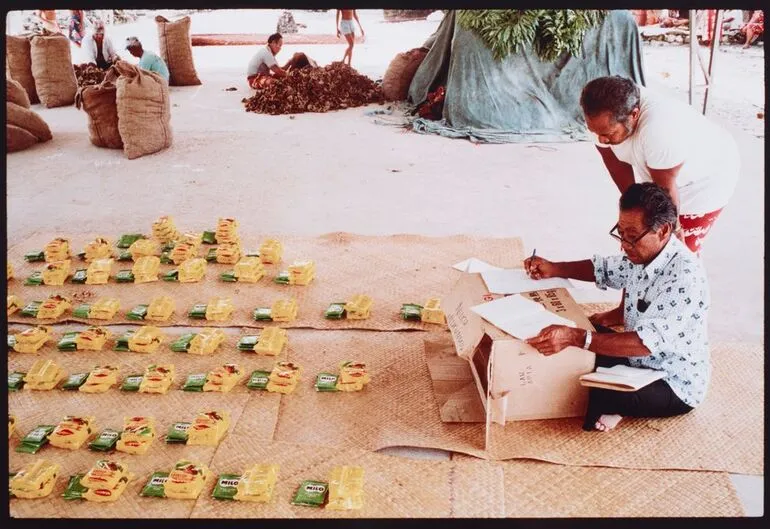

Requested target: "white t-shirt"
[
  {"left": 595, "top": 87, "right": 740, "bottom": 214},
  {"left": 246, "top": 46, "right": 277, "bottom": 76}
]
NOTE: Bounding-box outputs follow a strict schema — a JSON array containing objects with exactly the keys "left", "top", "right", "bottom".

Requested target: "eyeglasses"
[{"left": 609, "top": 224, "right": 651, "bottom": 246}]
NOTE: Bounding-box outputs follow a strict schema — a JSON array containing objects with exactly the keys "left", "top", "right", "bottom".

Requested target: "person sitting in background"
[
  {"left": 246, "top": 33, "right": 315, "bottom": 89},
  {"left": 68, "top": 9, "right": 86, "bottom": 47},
  {"left": 81, "top": 20, "right": 119, "bottom": 70},
  {"left": 523, "top": 183, "right": 710, "bottom": 432},
  {"left": 125, "top": 36, "right": 170, "bottom": 82},
  {"left": 740, "top": 10, "right": 764, "bottom": 48}
]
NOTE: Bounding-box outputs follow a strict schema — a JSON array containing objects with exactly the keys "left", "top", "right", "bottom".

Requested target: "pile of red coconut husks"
[{"left": 73, "top": 63, "right": 107, "bottom": 87}]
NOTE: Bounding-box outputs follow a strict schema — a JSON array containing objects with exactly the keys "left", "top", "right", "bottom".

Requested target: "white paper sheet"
[
  {"left": 470, "top": 294, "right": 576, "bottom": 339},
  {"left": 481, "top": 269, "right": 574, "bottom": 295},
  {"left": 452, "top": 257, "right": 504, "bottom": 273}
]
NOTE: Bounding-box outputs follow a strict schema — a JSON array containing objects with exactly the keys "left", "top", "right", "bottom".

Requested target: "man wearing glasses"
[
  {"left": 523, "top": 183, "right": 710, "bottom": 433},
  {"left": 580, "top": 76, "right": 740, "bottom": 257}
]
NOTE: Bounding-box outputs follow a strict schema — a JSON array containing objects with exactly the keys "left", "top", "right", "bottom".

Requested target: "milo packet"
[
  {"left": 140, "top": 472, "right": 169, "bottom": 497},
  {"left": 253, "top": 308, "right": 272, "bottom": 321},
  {"left": 165, "top": 422, "right": 191, "bottom": 444},
  {"left": 117, "top": 233, "right": 145, "bottom": 249},
  {"left": 315, "top": 373, "right": 340, "bottom": 392},
  {"left": 89, "top": 428, "right": 121, "bottom": 452},
  {"left": 202, "top": 231, "right": 217, "bottom": 245},
  {"left": 62, "top": 372, "right": 89, "bottom": 390},
  {"left": 162, "top": 270, "right": 179, "bottom": 282},
  {"left": 246, "top": 370, "right": 271, "bottom": 390},
  {"left": 212, "top": 473, "right": 241, "bottom": 500},
  {"left": 115, "top": 270, "right": 135, "bottom": 283},
  {"left": 220, "top": 271, "right": 238, "bottom": 282},
  {"left": 8, "top": 371, "right": 26, "bottom": 391},
  {"left": 120, "top": 374, "right": 144, "bottom": 392},
  {"left": 63, "top": 473, "right": 88, "bottom": 500},
  {"left": 189, "top": 304, "right": 208, "bottom": 319},
  {"left": 24, "top": 250, "right": 45, "bottom": 262},
  {"left": 71, "top": 269, "right": 88, "bottom": 284},
  {"left": 24, "top": 272, "right": 43, "bottom": 286},
  {"left": 170, "top": 333, "right": 195, "bottom": 353},
  {"left": 72, "top": 304, "right": 91, "bottom": 319},
  {"left": 114, "top": 330, "right": 136, "bottom": 352},
  {"left": 291, "top": 480, "right": 329, "bottom": 507},
  {"left": 237, "top": 335, "right": 259, "bottom": 351},
  {"left": 20, "top": 301, "right": 42, "bottom": 317},
  {"left": 182, "top": 373, "right": 207, "bottom": 392},
  {"left": 126, "top": 304, "right": 149, "bottom": 321},
  {"left": 324, "top": 303, "right": 347, "bottom": 320},
  {"left": 205, "top": 248, "right": 218, "bottom": 262},
  {"left": 116, "top": 250, "right": 132, "bottom": 261},
  {"left": 400, "top": 303, "right": 423, "bottom": 321},
  {"left": 273, "top": 271, "right": 290, "bottom": 284},
  {"left": 15, "top": 424, "right": 56, "bottom": 454},
  {"left": 58, "top": 332, "right": 81, "bottom": 351},
  {"left": 159, "top": 251, "right": 173, "bottom": 265}
]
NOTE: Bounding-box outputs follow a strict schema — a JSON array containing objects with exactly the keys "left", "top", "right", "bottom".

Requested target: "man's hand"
[
  {"left": 525, "top": 325, "right": 584, "bottom": 356},
  {"left": 589, "top": 308, "right": 623, "bottom": 328},
  {"left": 523, "top": 256, "right": 558, "bottom": 280},
  {"left": 336, "top": 29, "right": 341, "bottom": 38},
  {"left": 360, "top": 30, "right": 366, "bottom": 42}
]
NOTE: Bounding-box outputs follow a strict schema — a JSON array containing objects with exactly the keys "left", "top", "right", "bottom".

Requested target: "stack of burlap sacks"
[
  {"left": 381, "top": 48, "right": 429, "bottom": 102},
  {"left": 6, "top": 77, "right": 52, "bottom": 152}
]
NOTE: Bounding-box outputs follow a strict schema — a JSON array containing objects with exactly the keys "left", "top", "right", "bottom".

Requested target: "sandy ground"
[{"left": 5, "top": 9, "right": 765, "bottom": 516}]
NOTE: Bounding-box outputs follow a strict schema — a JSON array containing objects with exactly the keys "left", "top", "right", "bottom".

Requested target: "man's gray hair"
[
  {"left": 580, "top": 76, "right": 641, "bottom": 124},
  {"left": 125, "top": 36, "right": 142, "bottom": 49},
  {"left": 620, "top": 183, "right": 678, "bottom": 231}
]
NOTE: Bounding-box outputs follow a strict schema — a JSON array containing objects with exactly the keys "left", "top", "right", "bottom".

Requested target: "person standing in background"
[
  {"left": 37, "top": 10, "right": 60, "bottom": 33},
  {"left": 68, "top": 9, "right": 86, "bottom": 46},
  {"left": 336, "top": 9, "right": 365, "bottom": 66}
]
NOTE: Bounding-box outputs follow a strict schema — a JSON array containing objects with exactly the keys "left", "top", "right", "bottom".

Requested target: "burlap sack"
[
  {"left": 6, "top": 35, "right": 39, "bottom": 104},
  {"left": 114, "top": 60, "right": 172, "bottom": 159},
  {"left": 6, "top": 77, "right": 31, "bottom": 108},
  {"left": 155, "top": 15, "right": 202, "bottom": 86},
  {"left": 30, "top": 34, "right": 78, "bottom": 108},
  {"left": 382, "top": 48, "right": 429, "bottom": 101},
  {"left": 7, "top": 124, "right": 38, "bottom": 152},
  {"left": 6, "top": 102, "right": 52, "bottom": 142},
  {"left": 75, "top": 78, "right": 123, "bottom": 149}
]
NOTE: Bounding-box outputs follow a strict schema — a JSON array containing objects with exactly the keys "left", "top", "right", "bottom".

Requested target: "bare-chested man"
[{"left": 336, "top": 9, "right": 365, "bottom": 66}]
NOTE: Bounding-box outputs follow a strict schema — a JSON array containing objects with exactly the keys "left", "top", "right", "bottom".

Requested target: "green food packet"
[
  {"left": 160, "top": 251, "right": 173, "bottom": 265},
  {"left": 8, "top": 335, "right": 17, "bottom": 349},
  {"left": 220, "top": 271, "right": 238, "bottom": 282},
  {"left": 114, "top": 330, "right": 136, "bottom": 352},
  {"left": 58, "top": 331, "right": 81, "bottom": 351},
  {"left": 273, "top": 271, "right": 290, "bottom": 284},
  {"left": 161, "top": 241, "right": 176, "bottom": 252},
  {"left": 115, "top": 270, "right": 135, "bottom": 283},
  {"left": 62, "top": 372, "right": 89, "bottom": 390},
  {"left": 237, "top": 335, "right": 259, "bottom": 351},
  {"left": 205, "top": 248, "right": 218, "bottom": 262},
  {"left": 246, "top": 370, "right": 271, "bottom": 390},
  {"left": 24, "top": 250, "right": 45, "bottom": 262},
  {"left": 63, "top": 473, "right": 88, "bottom": 501},
  {"left": 71, "top": 269, "right": 88, "bottom": 284},
  {"left": 24, "top": 271, "right": 43, "bottom": 286},
  {"left": 140, "top": 472, "right": 169, "bottom": 497},
  {"left": 212, "top": 473, "right": 242, "bottom": 500},
  {"left": 126, "top": 304, "right": 149, "bottom": 321},
  {"left": 162, "top": 270, "right": 179, "bottom": 282},
  {"left": 170, "top": 333, "right": 195, "bottom": 353},
  {"left": 89, "top": 428, "right": 121, "bottom": 451},
  {"left": 117, "top": 233, "right": 145, "bottom": 249},
  {"left": 116, "top": 250, "right": 132, "bottom": 261},
  {"left": 182, "top": 373, "right": 207, "bottom": 392},
  {"left": 20, "top": 301, "right": 42, "bottom": 317},
  {"left": 401, "top": 303, "right": 423, "bottom": 321},
  {"left": 292, "top": 480, "right": 329, "bottom": 507},
  {"left": 8, "top": 372, "right": 26, "bottom": 391},
  {"left": 165, "top": 422, "right": 191, "bottom": 444},
  {"left": 189, "top": 303, "right": 208, "bottom": 319},
  {"left": 120, "top": 374, "right": 144, "bottom": 392},
  {"left": 253, "top": 308, "right": 272, "bottom": 321},
  {"left": 202, "top": 231, "right": 217, "bottom": 245},
  {"left": 315, "top": 373, "right": 340, "bottom": 392},
  {"left": 72, "top": 304, "right": 91, "bottom": 319},
  {"left": 15, "top": 424, "right": 56, "bottom": 454},
  {"left": 324, "top": 302, "right": 347, "bottom": 320}
]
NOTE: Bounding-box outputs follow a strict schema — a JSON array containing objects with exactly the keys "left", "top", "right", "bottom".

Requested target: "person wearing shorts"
[{"left": 336, "top": 10, "right": 365, "bottom": 66}]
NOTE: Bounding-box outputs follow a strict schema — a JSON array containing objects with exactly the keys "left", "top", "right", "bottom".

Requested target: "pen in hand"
[{"left": 527, "top": 248, "right": 536, "bottom": 278}]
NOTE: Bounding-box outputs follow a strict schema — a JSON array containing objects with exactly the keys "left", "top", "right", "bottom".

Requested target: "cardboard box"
[{"left": 441, "top": 272, "right": 595, "bottom": 427}]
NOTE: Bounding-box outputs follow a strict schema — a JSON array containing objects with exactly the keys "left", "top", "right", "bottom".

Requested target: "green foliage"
[{"left": 456, "top": 9, "right": 607, "bottom": 62}]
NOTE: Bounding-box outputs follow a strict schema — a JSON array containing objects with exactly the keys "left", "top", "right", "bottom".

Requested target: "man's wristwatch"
[{"left": 583, "top": 330, "right": 593, "bottom": 350}]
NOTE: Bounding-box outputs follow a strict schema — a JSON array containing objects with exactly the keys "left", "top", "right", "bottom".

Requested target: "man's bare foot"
[{"left": 595, "top": 414, "right": 623, "bottom": 431}]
